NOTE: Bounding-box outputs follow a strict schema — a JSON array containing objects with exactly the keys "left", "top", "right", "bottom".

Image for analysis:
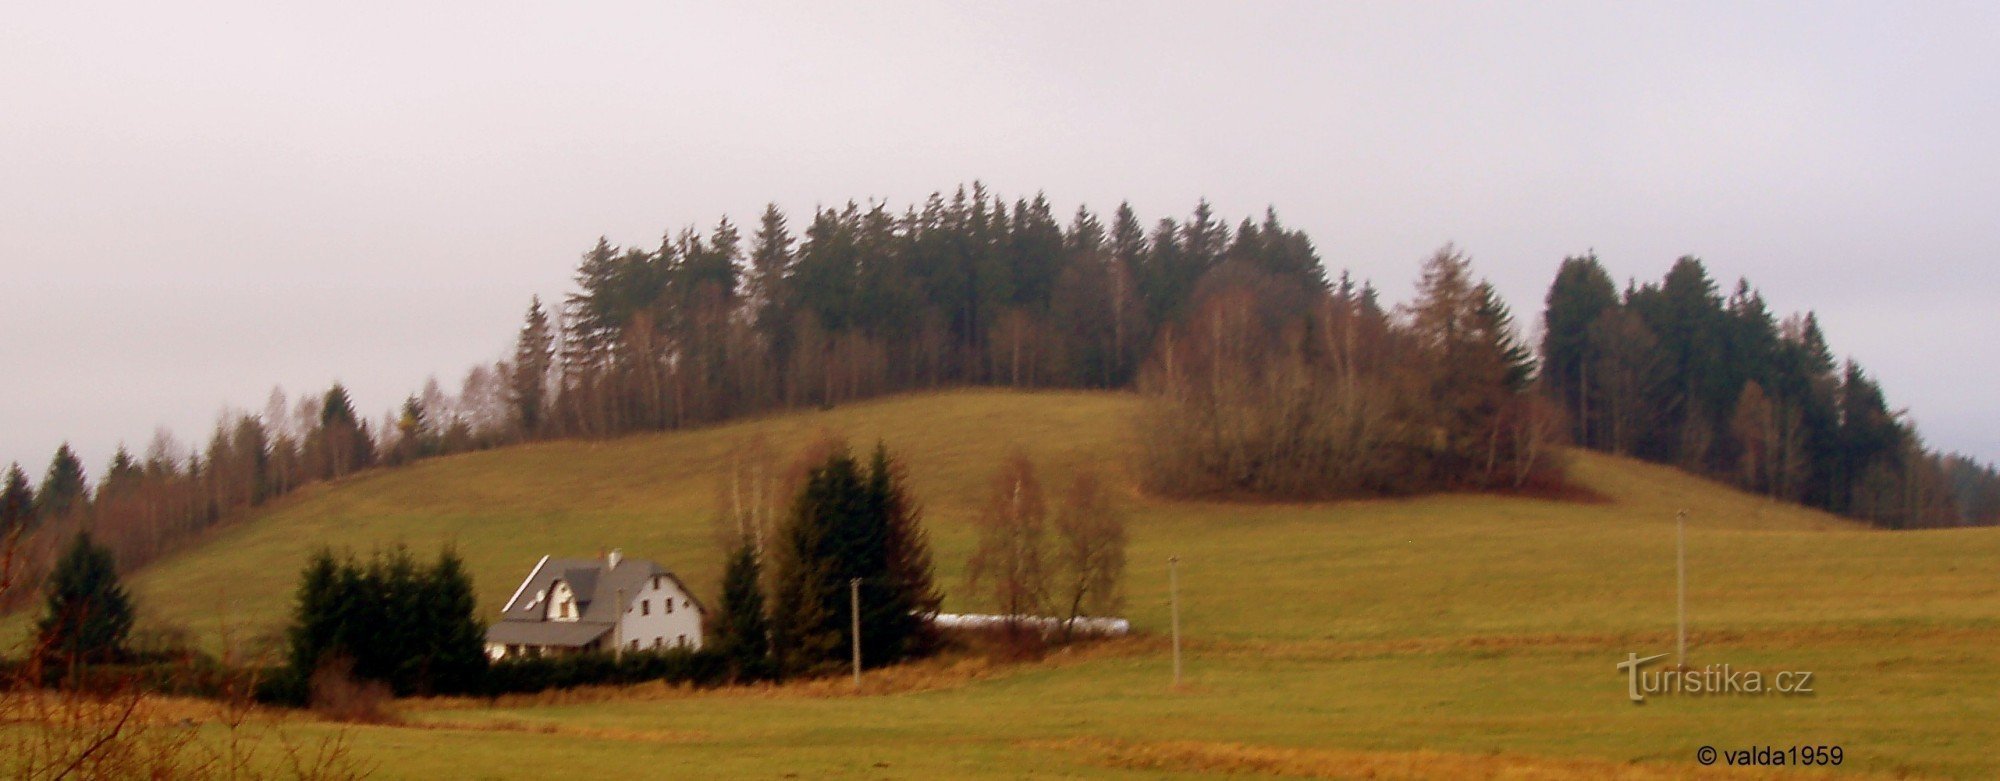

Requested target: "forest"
[{"left": 4, "top": 184, "right": 1996, "bottom": 605}]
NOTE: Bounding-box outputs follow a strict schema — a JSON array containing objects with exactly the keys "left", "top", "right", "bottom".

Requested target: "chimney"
[{"left": 608, "top": 548, "right": 622, "bottom": 570}]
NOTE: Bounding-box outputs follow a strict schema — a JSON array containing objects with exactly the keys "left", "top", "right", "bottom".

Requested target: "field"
[{"left": 40, "top": 390, "right": 2000, "bottom": 778}]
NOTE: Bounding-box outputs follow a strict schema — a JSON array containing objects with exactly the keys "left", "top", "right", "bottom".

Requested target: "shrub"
[{"left": 483, "top": 647, "right": 727, "bottom": 696}]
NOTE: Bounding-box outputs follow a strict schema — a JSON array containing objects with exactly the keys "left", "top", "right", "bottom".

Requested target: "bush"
[
  {"left": 309, "top": 654, "right": 397, "bottom": 724},
  {"left": 483, "top": 647, "right": 727, "bottom": 696}
]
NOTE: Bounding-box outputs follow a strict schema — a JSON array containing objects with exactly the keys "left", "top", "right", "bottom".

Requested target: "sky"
[{"left": 4, "top": 2, "right": 1998, "bottom": 478}]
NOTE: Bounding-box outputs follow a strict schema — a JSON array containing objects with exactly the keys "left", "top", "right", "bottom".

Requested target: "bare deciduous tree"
[
  {"left": 966, "top": 451, "right": 1050, "bottom": 633},
  {"left": 1052, "top": 467, "right": 1125, "bottom": 641}
]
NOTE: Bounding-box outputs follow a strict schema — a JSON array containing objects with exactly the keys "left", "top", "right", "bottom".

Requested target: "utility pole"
[
  {"left": 850, "top": 577, "right": 862, "bottom": 689},
  {"left": 1676, "top": 509, "right": 1688, "bottom": 667},
  {"left": 1169, "top": 555, "right": 1182, "bottom": 689}
]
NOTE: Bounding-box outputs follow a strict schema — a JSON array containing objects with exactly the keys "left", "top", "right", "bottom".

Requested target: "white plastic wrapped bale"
[{"left": 930, "top": 613, "right": 1130, "bottom": 637}]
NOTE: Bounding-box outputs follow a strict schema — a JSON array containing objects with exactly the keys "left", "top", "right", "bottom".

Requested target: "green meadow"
[{"left": 55, "top": 390, "right": 2000, "bottom": 778}]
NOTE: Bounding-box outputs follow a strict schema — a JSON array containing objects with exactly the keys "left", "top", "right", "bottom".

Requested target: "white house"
[{"left": 484, "top": 550, "right": 706, "bottom": 660}]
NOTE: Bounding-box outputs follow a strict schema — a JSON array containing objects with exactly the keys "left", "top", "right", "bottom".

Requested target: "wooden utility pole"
[
  {"left": 1676, "top": 510, "right": 1688, "bottom": 666},
  {"left": 850, "top": 577, "right": 862, "bottom": 689},
  {"left": 1169, "top": 555, "right": 1182, "bottom": 689}
]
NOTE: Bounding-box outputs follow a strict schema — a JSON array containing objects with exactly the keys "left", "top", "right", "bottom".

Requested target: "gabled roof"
[{"left": 493, "top": 554, "right": 707, "bottom": 627}]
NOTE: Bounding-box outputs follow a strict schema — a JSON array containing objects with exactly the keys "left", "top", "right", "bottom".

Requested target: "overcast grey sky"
[{"left": 4, "top": 2, "right": 1997, "bottom": 477}]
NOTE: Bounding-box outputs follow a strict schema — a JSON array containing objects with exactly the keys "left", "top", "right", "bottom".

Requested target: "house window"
[
  {"left": 641, "top": 600, "right": 650, "bottom": 616},
  {"left": 665, "top": 599, "right": 674, "bottom": 614},
  {"left": 677, "top": 634, "right": 688, "bottom": 648},
  {"left": 630, "top": 639, "right": 639, "bottom": 651},
  {"left": 652, "top": 637, "right": 662, "bottom": 648}
]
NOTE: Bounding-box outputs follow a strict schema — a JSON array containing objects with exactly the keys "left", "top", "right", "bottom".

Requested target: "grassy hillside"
[{"left": 64, "top": 390, "right": 2000, "bottom": 777}]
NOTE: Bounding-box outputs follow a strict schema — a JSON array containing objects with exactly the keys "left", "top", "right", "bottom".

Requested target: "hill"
[{"left": 49, "top": 390, "right": 2000, "bottom": 777}]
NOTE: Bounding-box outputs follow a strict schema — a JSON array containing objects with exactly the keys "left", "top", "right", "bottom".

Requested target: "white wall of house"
[{"left": 614, "top": 573, "right": 704, "bottom": 652}]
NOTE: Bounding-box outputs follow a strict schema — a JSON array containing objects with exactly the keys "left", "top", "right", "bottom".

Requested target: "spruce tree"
[
  {"left": 36, "top": 444, "right": 88, "bottom": 521},
  {"left": 510, "top": 296, "right": 555, "bottom": 437},
  {"left": 0, "top": 463, "right": 33, "bottom": 534},
  {"left": 283, "top": 545, "right": 487, "bottom": 697},
  {"left": 866, "top": 443, "right": 941, "bottom": 663},
  {"left": 413, "top": 547, "right": 488, "bottom": 695},
  {"left": 712, "top": 540, "right": 773, "bottom": 681},
  {"left": 1541, "top": 253, "right": 1619, "bottom": 446},
  {"left": 748, "top": 203, "right": 795, "bottom": 343},
  {"left": 286, "top": 548, "right": 343, "bottom": 680},
  {"left": 769, "top": 443, "right": 941, "bottom": 675},
  {"left": 37, "top": 531, "right": 134, "bottom": 664},
  {"left": 100, "top": 447, "right": 144, "bottom": 501},
  {"left": 768, "top": 449, "right": 859, "bottom": 675},
  {"left": 319, "top": 383, "right": 374, "bottom": 477}
]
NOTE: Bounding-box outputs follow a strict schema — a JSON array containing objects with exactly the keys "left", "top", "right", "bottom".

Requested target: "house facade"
[{"left": 484, "top": 550, "right": 705, "bottom": 660}]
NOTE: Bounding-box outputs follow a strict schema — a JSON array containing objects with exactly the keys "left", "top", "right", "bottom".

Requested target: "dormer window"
[{"left": 546, "top": 580, "right": 579, "bottom": 622}]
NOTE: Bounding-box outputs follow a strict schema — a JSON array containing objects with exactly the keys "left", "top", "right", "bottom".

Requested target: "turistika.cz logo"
[{"left": 1616, "top": 652, "right": 1815, "bottom": 703}]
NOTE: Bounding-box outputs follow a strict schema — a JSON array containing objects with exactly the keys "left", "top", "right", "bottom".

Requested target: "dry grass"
[
  {"left": 1035, "top": 737, "right": 1878, "bottom": 781},
  {"left": 395, "top": 717, "right": 710, "bottom": 745}
]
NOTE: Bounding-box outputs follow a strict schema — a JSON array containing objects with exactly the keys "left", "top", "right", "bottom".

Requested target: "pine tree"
[
  {"left": 281, "top": 545, "right": 487, "bottom": 698},
  {"left": 563, "top": 237, "right": 629, "bottom": 366},
  {"left": 748, "top": 203, "right": 795, "bottom": 344},
  {"left": 1473, "top": 282, "right": 1536, "bottom": 392},
  {"left": 37, "top": 531, "right": 135, "bottom": 665},
  {"left": 36, "top": 443, "right": 88, "bottom": 521},
  {"left": 766, "top": 442, "right": 941, "bottom": 675},
  {"left": 1541, "top": 253, "right": 1619, "bottom": 446},
  {"left": 712, "top": 540, "right": 773, "bottom": 681},
  {"left": 318, "top": 383, "right": 373, "bottom": 478},
  {"left": 864, "top": 443, "right": 941, "bottom": 663},
  {"left": 414, "top": 547, "right": 488, "bottom": 695},
  {"left": 100, "top": 447, "right": 143, "bottom": 501},
  {"left": 511, "top": 296, "right": 556, "bottom": 437},
  {"left": 0, "top": 463, "right": 33, "bottom": 534},
  {"left": 760, "top": 466, "right": 832, "bottom": 672}
]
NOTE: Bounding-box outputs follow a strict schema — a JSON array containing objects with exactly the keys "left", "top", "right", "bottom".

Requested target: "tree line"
[
  {"left": 1540, "top": 254, "right": 2000, "bottom": 528},
  {"left": 6, "top": 185, "right": 1991, "bottom": 610},
  {"left": 0, "top": 382, "right": 452, "bottom": 611},
  {"left": 508, "top": 186, "right": 1326, "bottom": 440}
]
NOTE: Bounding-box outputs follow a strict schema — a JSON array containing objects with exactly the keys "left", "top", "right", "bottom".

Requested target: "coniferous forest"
[{"left": 5, "top": 185, "right": 1998, "bottom": 605}]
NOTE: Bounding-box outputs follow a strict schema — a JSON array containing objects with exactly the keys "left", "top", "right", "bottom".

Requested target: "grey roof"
[
  {"left": 562, "top": 567, "right": 600, "bottom": 608},
  {"left": 494, "top": 554, "right": 707, "bottom": 625}
]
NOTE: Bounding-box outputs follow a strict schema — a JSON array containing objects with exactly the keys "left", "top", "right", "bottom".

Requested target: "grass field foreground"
[{"left": 39, "top": 390, "right": 2000, "bottom": 778}]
